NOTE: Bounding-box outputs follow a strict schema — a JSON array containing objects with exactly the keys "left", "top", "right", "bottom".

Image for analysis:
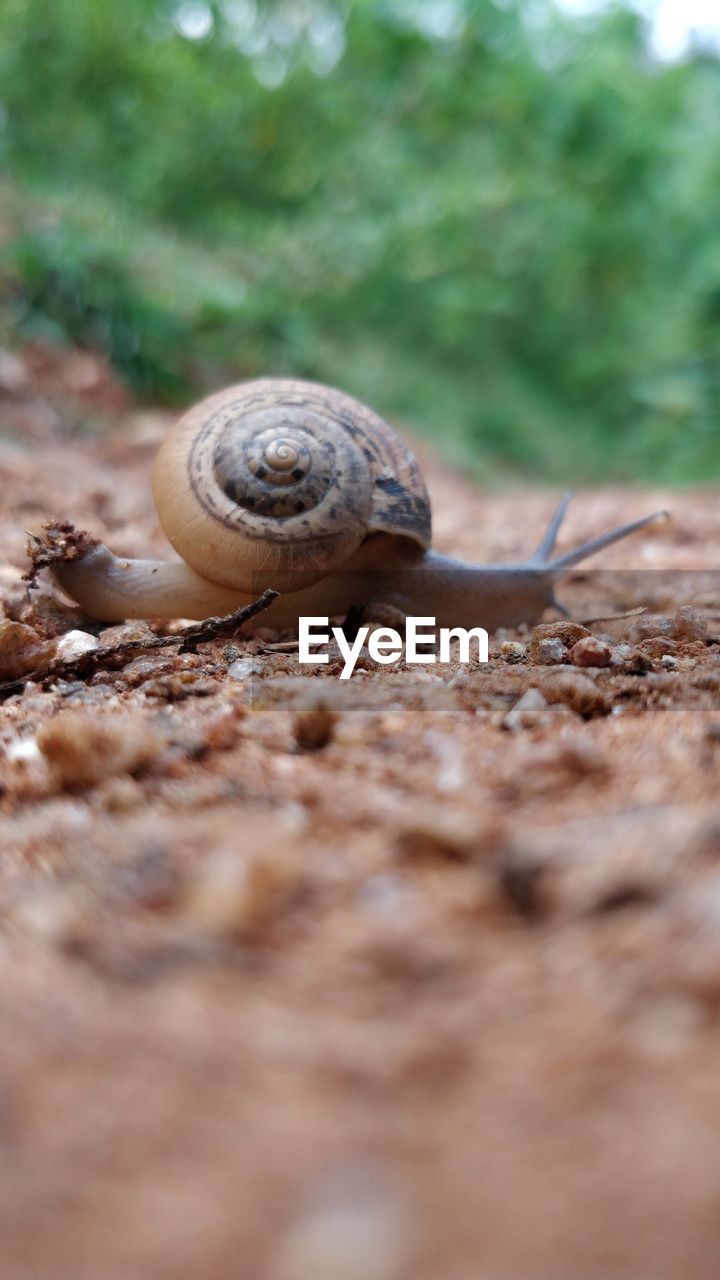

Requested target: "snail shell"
[{"left": 152, "top": 378, "right": 431, "bottom": 593}]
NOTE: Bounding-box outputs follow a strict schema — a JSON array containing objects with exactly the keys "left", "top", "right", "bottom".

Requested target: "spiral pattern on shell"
[{"left": 152, "top": 379, "right": 431, "bottom": 594}]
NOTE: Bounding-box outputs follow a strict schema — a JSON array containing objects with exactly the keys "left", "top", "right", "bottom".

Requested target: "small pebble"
[
  {"left": 661, "top": 654, "right": 678, "bottom": 670},
  {"left": 630, "top": 996, "right": 704, "bottom": 1061},
  {"left": 500, "top": 641, "right": 527, "bottom": 663},
  {"left": 673, "top": 605, "right": 707, "bottom": 641},
  {"left": 100, "top": 775, "right": 145, "bottom": 812},
  {"left": 534, "top": 637, "right": 567, "bottom": 666},
  {"left": 638, "top": 636, "right": 678, "bottom": 660},
  {"left": 37, "top": 710, "right": 166, "bottom": 789},
  {"left": 0, "top": 621, "right": 56, "bottom": 681},
  {"left": 186, "top": 844, "right": 305, "bottom": 939},
  {"left": 203, "top": 705, "right": 244, "bottom": 750},
  {"left": 98, "top": 621, "right": 158, "bottom": 647},
  {"left": 55, "top": 630, "right": 99, "bottom": 661},
  {"left": 503, "top": 687, "right": 551, "bottom": 730},
  {"left": 530, "top": 621, "right": 590, "bottom": 664},
  {"left": 542, "top": 670, "right": 607, "bottom": 717},
  {"left": 395, "top": 806, "right": 499, "bottom": 862},
  {"left": 634, "top": 615, "right": 674, "bottom": 640},
  {"left": 611, "top": 644, "right": 652, "bottom": 673},
  {"left": 568, "top": 636, "right": 612, "bottom": 668},
  {"left": 8, "top": 885, "right": 91, "bottom": 951},
  {"left": 293, "top": 698, "right": 338, "bottom": 751},
  {"left": 143, "top": 671, "right": 218, "bottom": 700},
  {"left": 533, "top": 621, "right": 590, "bottom": 646},
  {"left": 551, "top": 733, "right": 607, "bottom": 776},
  {"left": 273, "top": 1201, "right": 403, "bottom": 1280},
  {"left": 228, "top": 659, "right": 262, "bottom": 680},
  {"left": 6, "top": 737, "right": 42, "bottom": 763},
  {"left": 8, "top": 591, "right": 92, "bottom": 639}
]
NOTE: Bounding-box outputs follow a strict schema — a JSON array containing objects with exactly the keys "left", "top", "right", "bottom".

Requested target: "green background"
[{"left": 2, "top": 0, "right": 720, "bottom": 483}]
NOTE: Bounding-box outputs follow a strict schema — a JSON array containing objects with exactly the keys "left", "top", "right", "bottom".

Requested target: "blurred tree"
[{"left": 1, "top": 0, "right": 720, "bottom": 481}]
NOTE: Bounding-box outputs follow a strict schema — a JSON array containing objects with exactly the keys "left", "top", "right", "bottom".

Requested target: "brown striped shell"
[{"left": 152, "top": 379, "right": 431, "bottom": 594}]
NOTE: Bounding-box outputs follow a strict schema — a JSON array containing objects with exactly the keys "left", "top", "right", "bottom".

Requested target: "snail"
[{"left": 47, "top": 378, "right": 666, "bottom": 631}]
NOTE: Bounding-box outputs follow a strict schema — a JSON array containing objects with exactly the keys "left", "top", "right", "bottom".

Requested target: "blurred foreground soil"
[{"left": 1, "top": 345, "right": 720, "bottom": 1280}]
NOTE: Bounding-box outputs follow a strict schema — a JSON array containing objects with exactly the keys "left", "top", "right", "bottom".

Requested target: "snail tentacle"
[
  {"left": 546, "top": 508, "right": 669, "bottom": 571},
  {"left": 531, "top": 490, "right": 574, "bottom": 562}
]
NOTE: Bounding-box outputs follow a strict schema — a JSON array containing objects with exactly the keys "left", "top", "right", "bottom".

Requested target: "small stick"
[
  {"left": 576, "top": 606, "right": 648, "bottom": 626},
  {"left": 173, "top": 590, "right": 280, "bottom": 648},
  {"left": 0, "top": 590, "right": 279, "bottom": 698},
  {"left": 256, "top": 640, "right": 301, "bottom": 653}
]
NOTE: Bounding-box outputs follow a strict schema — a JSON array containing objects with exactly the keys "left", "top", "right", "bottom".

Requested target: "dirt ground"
[{"left": 1, "top": 346, "right": 720, "bottom": 1280}]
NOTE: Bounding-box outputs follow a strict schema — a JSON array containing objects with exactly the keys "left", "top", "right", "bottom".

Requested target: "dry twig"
[{"left": 0, "top": 591, "right": 279, "bottom": 698}]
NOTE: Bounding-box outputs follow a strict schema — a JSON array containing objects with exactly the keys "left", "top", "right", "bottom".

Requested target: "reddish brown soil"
[{"left": 1, "top": 349, "right": 720, "bottom": 1280}]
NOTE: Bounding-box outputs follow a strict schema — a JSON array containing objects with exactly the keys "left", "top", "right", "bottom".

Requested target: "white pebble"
[
  {"left": 228, "top": 659, "right": 262, "bottom": 680},
  {"left": 55, "top": 630, "right": 99, "bottom": 661},
  {"left": 630, "top": 996, "right": 703, "bottom": 1060},
  {"left": 6, "top": 737, "right": 41, "bottom": 763},
  {"left": 273, "top": 1203, "right": 403, "bottom": 1280},
  {"left": 535, "top": 636, "right": 567, "bottom": 665},
  {"left": 503, "top": 687, "right": 549, "bottom": 731}
]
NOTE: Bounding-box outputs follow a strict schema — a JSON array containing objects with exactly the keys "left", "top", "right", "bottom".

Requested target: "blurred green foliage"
[{"left": 2, "top": 0, "right": 720, "bottom": 481}]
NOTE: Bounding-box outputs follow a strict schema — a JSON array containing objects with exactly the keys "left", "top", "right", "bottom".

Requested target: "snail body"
[{"left": 49, "top": 379, "right": 665, "bottom": 629}]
